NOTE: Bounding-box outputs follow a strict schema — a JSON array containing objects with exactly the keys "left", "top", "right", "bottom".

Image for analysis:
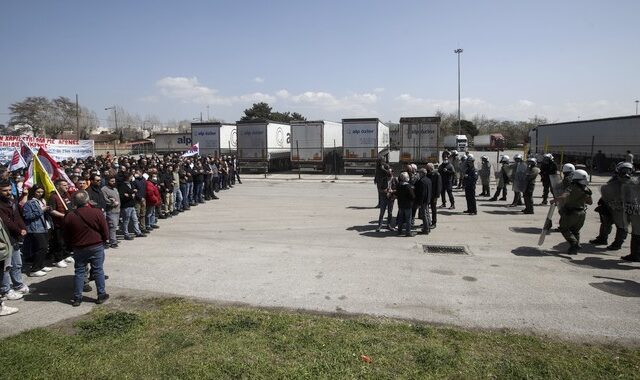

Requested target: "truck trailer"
[
  {"left": 236, "top": 120, "right": 291, "bottom": 172},
  {"left": 398, "top": 116, "right": 440, "bottom": 164},
  {"left": 191, "top": 122, "right": 237, "bottom": 157},
  {"left": 443, "top": 134, "right": 468, "bottom": 151},
  {"left": 290, "top": 120, "right": 342, "bottom": 172},
  {"left": 154, "top": 133, "right": 192, "bottom": 153},
  {"left": 528, "top": 115, "right": 640, "bottom": 169},
  {"left": 342, "top": 118, "right": 390, "bottom": 173},
  {"left": 473, "top": 133, "right": 505, "bottom": 151}
]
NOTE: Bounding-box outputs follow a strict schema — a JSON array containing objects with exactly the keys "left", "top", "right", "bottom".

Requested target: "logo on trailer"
[
  {"left": 230, "top": 129, "right": 237, "bottom": 148},
  {"left": 276, "top": 127, "right": 284, "bottom": 147}
]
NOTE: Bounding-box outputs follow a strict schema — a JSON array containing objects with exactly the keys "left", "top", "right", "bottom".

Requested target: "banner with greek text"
[{"left": 0, "top": 136, "right": 94, "bottom": 164}]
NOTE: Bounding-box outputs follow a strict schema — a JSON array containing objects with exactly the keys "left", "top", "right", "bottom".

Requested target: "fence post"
[
  {"left": 296, "top": 140, "right": 301, "bottom": 180},
  {"left": 589, "top": 135, "right": 595, "bottom": 182},
  {"left": 334, "top": 139, "right": 338, "bottom": 180}
]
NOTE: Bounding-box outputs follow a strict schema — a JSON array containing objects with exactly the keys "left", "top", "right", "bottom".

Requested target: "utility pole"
[
  {"left": 635, "top": 100, "right": 639, "bottom": 115},
  {"left": 105, "top": 106, "right": 118, "bottom": 138},
  {"left": 454, "top": 48, "right": 463, "bottom": 135},
  {"left": 207, "top": 105, "right": 210, "bottom": 121},
  {"left": 75, "top": 94, "right": 80, "bottom": 139}
]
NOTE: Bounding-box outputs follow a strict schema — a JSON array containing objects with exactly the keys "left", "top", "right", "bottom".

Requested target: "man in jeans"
[
  {"left": 63, "top": 191, "right": 109, "bottom": 306},
  {"left": 101, "top": 176, "right": 120, "bottom": 248},
  {"left": 118, "top": 172, "right": 145, "bottom": 240},
  {"left": 0, "top": 180, "right": 29, "bottom": 302}
]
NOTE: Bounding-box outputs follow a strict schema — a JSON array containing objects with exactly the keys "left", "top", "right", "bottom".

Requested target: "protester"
[{"left": 22, "top": 185, "right": 53, "bottom": 277}]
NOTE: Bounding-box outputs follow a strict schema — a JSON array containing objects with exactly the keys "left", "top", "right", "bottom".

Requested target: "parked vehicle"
[
  {"left": 398, "top": 117, "right": 440, "bottom": 164},
  {"left": 528, "top": 115, "right": 640, "bottom": 169},
  {"left": 473, "top": 133, "right": 505, "bottom": 151},
  {"left": 443, "top": 134, "right": 468, "bottom": 151},
  {"left": 236, "top": 120, "right": 291, "bottom": 172},
  {"left": 154, "top": 133, "right": 192, "bottom": 153},
  {"left": 342, "top": 118, "right": 389, "bottom": 173},
  {"left": 290, "top": 120, "right": 342, "bottom": 172},
  {"left": 191, "top": 122, "right": 237, "bottom": 157}
]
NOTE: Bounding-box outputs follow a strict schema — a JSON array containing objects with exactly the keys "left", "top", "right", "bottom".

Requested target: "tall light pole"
[
  {"left": 105, "top": 106, "right": 118, "bottom": 135},
  {"left": 635, "top": 100, "right": 639, "bottom": 115},
  {"left": 454, "top": 48, "right": 463, "bottom": 135},
  {"left": 206, "top": 105, "right": 210, "bottom": 121}
]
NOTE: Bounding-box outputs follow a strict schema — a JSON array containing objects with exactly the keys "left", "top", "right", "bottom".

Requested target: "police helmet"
[
  {"left": 514, "top": 154, "right": 523, "bottom": 161},
  {"left": 451, "top": 150, "right": 458, "bottom": 156},
  {"left": 481, "top": 155, "right": 488, "bottom": 161},
  {"left": 562, "top": 163, "right": 575, "bottom": 174},
  {"left": 615, "top": 162, "right": 633, "bottom": 173},
  {"left": 500, "top": 155, "right": 510, "bottom": 163},
  {"left": 527, "top": 157, "right": 537, "bottom": 164},
  {"left": 572, "top": 169, "right": 589, "bottom": 185},
  {"left": 460, "top": 155, "right": 467, "bottom": 161},
  {"left": 543, "top": 153, "right": 553, "bottom": 160},
  {"left": 466, "top": 154, "right": 475, "bottom": 161}
]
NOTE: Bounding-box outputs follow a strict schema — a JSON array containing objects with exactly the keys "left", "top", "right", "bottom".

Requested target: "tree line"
[{"left": 4, "top": 96, "right": 541, "bottom": 147}]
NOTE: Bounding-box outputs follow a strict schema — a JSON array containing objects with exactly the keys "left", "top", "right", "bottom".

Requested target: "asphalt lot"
[{"left": 2, "top": 174, "right": 639, "bottom": 345}]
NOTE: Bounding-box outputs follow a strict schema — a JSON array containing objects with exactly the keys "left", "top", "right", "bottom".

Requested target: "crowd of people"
[
  {"left": 0, "top": 153, "right": 242, "bottom": 316},
  {"left": 373, "top": 150, "right": 640, "bottom": 260}
]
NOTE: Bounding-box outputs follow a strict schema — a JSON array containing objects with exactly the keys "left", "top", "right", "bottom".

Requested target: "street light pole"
[
  {"left": 207, "top": 105, "right": 210, "bottom": 121},
  {"left": 454, "top": 48, "right": 463, "bottom": 135},
  {"left": 105, "top": 106, "right": 118, "bottom": 136},
  {"left": 635, "top": 100, "right": 639, "bottom": 115}
]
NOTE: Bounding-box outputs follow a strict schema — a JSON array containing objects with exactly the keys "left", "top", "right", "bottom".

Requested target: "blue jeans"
[
  {"left": 121, "top": 207, "right": 142, "bottom": 236},
  {"left": 146, "top": 206, "right": 157, "bottom": 227},
  {"left": 396, "top": 207, "right": 412, "bottom": 236},
  {"left": 186, "top": 182, "right": 194, "bottom": 204},
  {"left": 194, "top": 182, "right": 204, "bottom": 202},
  {"left": 173, "top": 187, "right": 183, "bottom": 211},
  {"left": 73, "top": 244, "right": 106, "bottom": 300},
  {"left": 377, "top": 196, "right": 395, "bottom": 228},
  {"left": 1, "top": 245, "right": 24, "bottom": 293}
]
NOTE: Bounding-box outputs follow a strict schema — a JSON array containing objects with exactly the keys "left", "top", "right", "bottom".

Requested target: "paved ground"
[{"left": 2, "top": 174, "right": 639, "bottom": 345}]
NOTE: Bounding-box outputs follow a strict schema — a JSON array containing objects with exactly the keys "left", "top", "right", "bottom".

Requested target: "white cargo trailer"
[
  {"left": 236, "top": 120, "right": 291, "bottom": 172},
  {"left": 399, "top": 116, "right": 440, "bottom": 163},
  {"left": 342, "top": 118, "right": 390, "bottom": 173},
  {"left": 529, "top": 115, "right": 640, "bottom": 168},
  {"left": 154, "top": 133, "right": 192, "bottom": 153},
  {"left": 290, "top": 120, "right": 342, "bottom": 172},
  {"left": 443, "top": 134, "right": 468, "bottom": 151},
  {"left": 191, "top": 122, "right": 237, "bottom": 157}
]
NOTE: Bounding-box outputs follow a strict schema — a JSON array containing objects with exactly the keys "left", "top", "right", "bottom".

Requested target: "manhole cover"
[{"left": 422, "top": 245, "right": 469, "bottom": 255}]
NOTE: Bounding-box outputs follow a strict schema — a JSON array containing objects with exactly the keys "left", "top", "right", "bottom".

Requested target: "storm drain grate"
[{"left": 422, "top": 245, "right": 470, "bottom": 255}]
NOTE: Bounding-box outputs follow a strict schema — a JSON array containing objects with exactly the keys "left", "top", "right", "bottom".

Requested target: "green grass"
[{"left": 1, "top": 298, "right": 638, "bottom": 379}]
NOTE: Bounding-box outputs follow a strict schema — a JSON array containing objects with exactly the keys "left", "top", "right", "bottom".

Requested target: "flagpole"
[{"left": 35, "top": 155, "right": 68, "bottom": 211}]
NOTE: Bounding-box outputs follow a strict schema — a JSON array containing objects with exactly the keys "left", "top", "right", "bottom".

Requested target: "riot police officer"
[
  {"left": 489, "top": 155, "right": 510, "bottom": 201},
  {"left": 589, "top": 162, "right": 633, "bottom": 250},
  {"left": 539, "top": 153, "right": 558, "bottom": 205},
  {"left": 509, "top": 154, "right": 526, "bottom": 207},
  {"left": 463, "top": 154, "right": 478, "bottom": 215},
  {"left": 479, "top": 156, "right": 491, "bottom": 196},
  {"left": 438, "top": 158, "right": 455, "bottom": 209},
  {"left": 553, "top": 169, "right": 593, "bottom": 255},
  {"left": 523, "top": 157, "right": 540, "bottom": 214}
]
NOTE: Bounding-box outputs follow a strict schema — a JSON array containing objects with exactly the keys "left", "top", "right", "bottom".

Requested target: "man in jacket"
[
  {"left": 0, "top": 180, "right": 28, "bottom": 301},
  {"left": 376, "top": 166, "right": 397, "bottom": 232},
  {"left": 395, "top": 172, "right": 415, "bottom": 237},
  {"left": 118, "top": 172, "right": 145, "bottom": 240},
  {"left": 87, "top": 174, "right": 106, "bottom": 212},
  {"left": 101, "top": 176, "right": 120, "bottom": 248},
  {"left": 64, "top": 191, "right": 109, "bottom": 307},
  {"left": 414, "top": 168, "right": 432, "bottom": 234},
  {"left": 132, "top": 170, "right": 147, "bottom": 232},
  {"left": 438, "top": 158, "right": 455, "bottom": 209},
  {"left": 425, "top": 163, "right": 441, "bottom": 229},
  {"left": 48, "top": 179, "right": 72, "bottom": 268},
  {"left": 145, "top": 174, "right": 162, "bottom": 230}
]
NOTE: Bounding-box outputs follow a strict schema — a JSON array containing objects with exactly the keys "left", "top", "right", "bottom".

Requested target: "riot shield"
[
  {"left": 512, "top": 162, "right": 528, "bottom": 193},
  {"left": 601, "top": 179, "right": 627, "bottom": 229},
  {"left": 549, "top": 174, "right": 563, "bottom": 198},
  {"left": 622, "top": 178, "right": 640, "bottom": 233},
  {"left": 538, "top": 203, "right": 556, "bottom": 246}
]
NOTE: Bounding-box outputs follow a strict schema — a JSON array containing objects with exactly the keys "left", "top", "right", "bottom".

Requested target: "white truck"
[
  {"left": 473, "top": 133, "right": 505, "bottom": 151},
  {"left": 154, "top": 133, "right": 193, "bottom": 153},
  {"left": 236, "top": 120, "right": 291, "bottom": 172},
  {"left": 342, "top": 118, "right": 390, "bottom": 173},
  {"left": 443, "top": 134, "right": 468, "bottom": 151},
  {"left": 190, "top": 122, "right": 237, "bottom": 157},
  {"left": 399, "top": 116, "right": 440, "bottom": 164},
  {"left": 290, "top": 120, "right": 342, "bottom": 172},
  {"left": 528, "top": 115, "right": 640, "bottom": 169}
]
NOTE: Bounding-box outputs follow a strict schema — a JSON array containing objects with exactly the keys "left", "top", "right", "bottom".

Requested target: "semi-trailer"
[
  {"left": 342, "top": 118, "right": 389, "bottom": 173},
  {"left": 473, "top": 133, "right": 505, "bottom": 151},
  {"left": 236, "top": 120, "right": 291, "bottom": 172},
  {"left": 398, "top": 116, "right": 440, "bottom": 164},
  {"left": 191, "top": 122, "right": 237, "bottom": 157},
  {"left": 290, "top": 120, "right": 342, "bottom": 172}
]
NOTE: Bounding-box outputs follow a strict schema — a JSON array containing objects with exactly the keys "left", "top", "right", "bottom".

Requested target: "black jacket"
[
  {"left": 118, "top": 182, "right": 137, "bottom": 208},
  {"left": 396, "top": 183, "right": 415, "bottom": 209},
  {"left": 427, "top": 171, "right": 441, "bottom": 200},
  {"left": 414, "top": 176, "right": 432, "bottom": 206},
  {"left": 87, "top": 184, "right": 106, "bottom": 211}
]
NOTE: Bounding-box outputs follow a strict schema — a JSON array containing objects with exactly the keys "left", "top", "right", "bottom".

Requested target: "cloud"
[
  {"left": 275, "top": 89, "right": 290, "bottom": 98},
  {"left": 154, "top": 76, "right": 275, "bottom": 106},
  {"left": 373, "top": 87, "right": 385, "bottom": 93},
  {"left": 518, "top": 99, "right": 535, "bottom": 107},
  {"left": 396, "top": 94, "right": 488, "bottom": 110},
  {"left": 254, "top": 77, "right": 264, "bottom": 83}
]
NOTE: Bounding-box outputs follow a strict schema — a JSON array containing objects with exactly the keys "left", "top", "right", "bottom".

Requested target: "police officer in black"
[{"left": 463, "top": 154, "right": 478, "bottom": 215}]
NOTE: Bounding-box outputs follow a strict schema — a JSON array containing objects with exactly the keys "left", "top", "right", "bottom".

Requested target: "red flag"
[{"left": 36, "top": 147, "right": 77, "bottom": 192}]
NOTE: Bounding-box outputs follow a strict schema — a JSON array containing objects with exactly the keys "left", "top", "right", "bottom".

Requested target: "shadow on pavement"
[
  {"left": 565, "top": 256, "right": 639, "bottom": 271},
  {"left": 437, "top": 210, "right": 459, "bottom": 216},
  {"left": 479, "top": 203, "right": 511, "bottom": 208},
  {"left": 511, "top": 246, "right": 547, "bottom": 257},
  {"left": 23, "top": 275, "right": 75, "bottom": 304},
  {"left": 551, "top": 242, "right": 608, "bottom": 255},
  {"left": 509, "top": 227, "right": 544, "bottom": 234},
  {"left": 346, "top": 206, "right": 377, "bottom": 210},
  {"left": 346, "top": 224, "right": 378, "bottom": 232},
  {"left": 589, "top": 276, "right": 640, "bottom": 297},
  {"left": 484, "top": 210, "right": 525, "bottom": 215}
]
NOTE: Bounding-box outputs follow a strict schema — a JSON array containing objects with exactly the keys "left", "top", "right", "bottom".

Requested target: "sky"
[{"left": 1, "top": 0, "right": 639, "bottom": 128}]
